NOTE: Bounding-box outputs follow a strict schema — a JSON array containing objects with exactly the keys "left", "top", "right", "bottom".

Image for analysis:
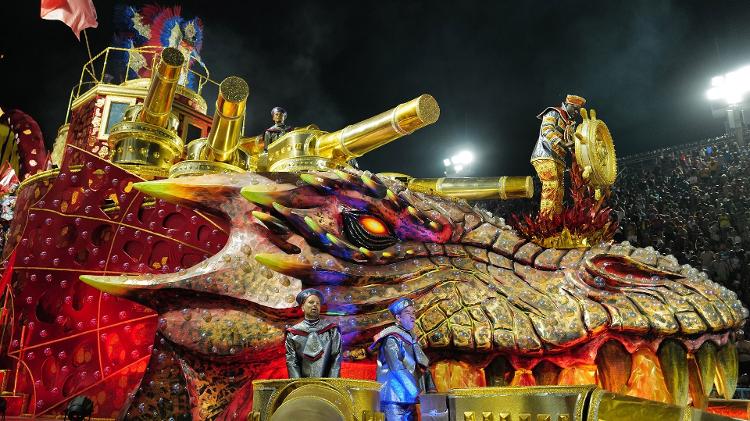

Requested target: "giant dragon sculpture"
[
  {"left": 80, "top": 166, "right": 747, "bottom": 419},
  {"left": 1, "top": 44, "right": 747, "bottom": 420}
]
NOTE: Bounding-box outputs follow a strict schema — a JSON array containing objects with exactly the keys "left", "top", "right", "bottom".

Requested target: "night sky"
[{"left": 2, "top": 1, "right": 750, "bottom": 177}]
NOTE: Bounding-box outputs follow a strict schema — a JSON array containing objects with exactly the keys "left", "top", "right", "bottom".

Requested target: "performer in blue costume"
[
  {"left": 371, "top": 298, "right": 436, "bottom": 421},
  {"left": 285, "top": 288, "right": 342, "bottom": 378}
]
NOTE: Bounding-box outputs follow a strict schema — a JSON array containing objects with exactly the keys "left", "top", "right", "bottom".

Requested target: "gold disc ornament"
[{"left": 574, "top": 108, "right": 617, "bottom": 187}]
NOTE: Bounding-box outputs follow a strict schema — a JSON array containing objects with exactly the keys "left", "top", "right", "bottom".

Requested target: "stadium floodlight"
[
  {"left": 444, "top": 150, "right": 474, "bottom": 175},
  {"left": 706, "top": 65, "right": 750, "bottom": 104}
]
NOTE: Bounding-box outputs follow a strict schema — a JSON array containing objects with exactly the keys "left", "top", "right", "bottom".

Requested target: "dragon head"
[{"left": 81, "top": 168, "right": 747, "bottom": 419}]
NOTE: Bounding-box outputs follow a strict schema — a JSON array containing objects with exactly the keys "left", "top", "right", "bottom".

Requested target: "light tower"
[
  {"left": 443, "top": 150, "right": 474, "bottom": 176},
  {"left": 706, "top": 65, "right": 750, "bottom": 145}
]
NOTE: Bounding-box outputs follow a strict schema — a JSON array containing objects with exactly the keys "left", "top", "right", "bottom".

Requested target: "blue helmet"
[
  {"left": 388, "top": 297, "right": 414, "bottom": 316},
  {"left": 295, "top": 288, "right": 324, "bottom": 306}
]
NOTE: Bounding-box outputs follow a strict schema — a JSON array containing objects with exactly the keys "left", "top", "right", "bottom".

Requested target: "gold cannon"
[
  {"left": 170, "top": 76, "right": 251, "bottom": 177},
  {"left": 380, "top": 174, "right": 534, "bottom": 201},
  {"left": 264, "top": 94, "right": 439, "bottom": 172},
  {"left": 109, "top": 47, "right": 186, "bottom": 176}
]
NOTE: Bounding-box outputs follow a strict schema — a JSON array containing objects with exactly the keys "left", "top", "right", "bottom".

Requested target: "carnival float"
[{"left": 0, "top": 4, "right": 747, "bottom": 421}]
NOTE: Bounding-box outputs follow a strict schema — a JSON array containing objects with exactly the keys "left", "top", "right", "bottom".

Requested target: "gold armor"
[
  {"left": 532, "top": 158, "right": 565, "bottom": 218},
  {"left": 530, "top": 95, "right": 586, "bottom": 218}
]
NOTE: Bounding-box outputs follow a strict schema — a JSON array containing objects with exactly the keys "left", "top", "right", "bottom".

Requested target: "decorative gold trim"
[
  {"left": 17, "top": 168, "right": 62, "bottom": 194},
  {"left": 71, "top": 83, "right": 148, "bottom": 111},
  {"left": 252, "top": 378, "right": 381, "bottom": 421},
  {"left": 169, "top": 160, "right": 245, "bottom": 178},
  {"left": 176, "top": 85, "right": 208, "bottom": 114},
  {"left": 268, "top": 156, "right": 334, "bottom": 173},
  {"left": 116, "top": 163, "right": 169, "bottom": 179}
]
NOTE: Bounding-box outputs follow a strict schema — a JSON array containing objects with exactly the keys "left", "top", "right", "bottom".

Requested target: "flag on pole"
[{"left": 40, "top": 0, "right": 98, "bottom": 40}]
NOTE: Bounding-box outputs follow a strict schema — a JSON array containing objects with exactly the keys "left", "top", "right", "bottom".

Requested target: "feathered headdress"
[{"left": 110, "top": 4, "right": 204, "bottom": 89}]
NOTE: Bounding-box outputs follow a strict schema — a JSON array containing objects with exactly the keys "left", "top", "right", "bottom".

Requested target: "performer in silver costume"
[
  {"left": 371, "top": 298, "right": 436, "bottom": 421},
  {"left": 263, "top": 106, "right": 292, "bottom": 150},
  {"left": 285, "top": 288, "right": 342, "bottom": 378}
]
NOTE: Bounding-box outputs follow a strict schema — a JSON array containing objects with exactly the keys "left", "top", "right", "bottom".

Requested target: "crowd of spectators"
[
  {"left": 611, "top": 138, "right": 750, "bottom": 303},
  {"left": 482, "top": 134, "right": 750, "bottom": 387},
  {"left": 483, "top": 135, "right": 750, "bottom": 304}
]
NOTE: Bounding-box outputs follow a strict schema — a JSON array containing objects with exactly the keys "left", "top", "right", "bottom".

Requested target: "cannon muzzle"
[
  {"left": 139, "top": 47, "right": 185, "bottom": 128},
  {"left": 169, "top": 76, "right": 251, "bottom": 177},
  {"left": 207, "top": 76, "right": 248, "bottom": 162},
  {"left": 313, "top": 94, "right": 439, "bottom": 160},
  {"left": 406, "top": 176, "right": 534, "bottom": 200}
]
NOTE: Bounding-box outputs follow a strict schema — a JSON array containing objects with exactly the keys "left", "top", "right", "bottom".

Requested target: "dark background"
[{"left": 2, "top": 1, "right": 750, "bottom": 177}]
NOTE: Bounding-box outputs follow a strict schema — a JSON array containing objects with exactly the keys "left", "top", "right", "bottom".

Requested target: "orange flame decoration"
[
  {"left": 626, "top": 348, "right": 671, "bottom": 403},
  {"left": 511, "top": 161, "right": 618, "bottom": 246}
]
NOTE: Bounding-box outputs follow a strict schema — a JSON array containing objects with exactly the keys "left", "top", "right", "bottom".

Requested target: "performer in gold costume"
[{"left": 530, "top": 94, "right": 586, "bottom": 218}]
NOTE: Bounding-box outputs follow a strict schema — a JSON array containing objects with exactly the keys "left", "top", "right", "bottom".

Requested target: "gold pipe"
[
  {"left": 312, "top": 94, "right": 439, "bottom": 160},
  {"left": 407, "top": 176, "right": 534, "bottom": 200},
  {"left": 139, "top": 47, "right": 184, "bottom": 127},
  {"left": 207, "top": 76, "right": 249, "bottom": 162}
]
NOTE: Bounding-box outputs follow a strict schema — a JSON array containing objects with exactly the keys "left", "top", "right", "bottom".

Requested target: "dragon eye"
[
  {"left": 359, "top": 215, "right": 388, "bottom": 236},
  {"left": 343, "top": 212, "right": 397, "bottom": 250}
]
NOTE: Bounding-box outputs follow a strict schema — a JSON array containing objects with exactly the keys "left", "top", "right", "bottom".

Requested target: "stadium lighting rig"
[
  {"left": 443, "top": 150, "right": 475, "bottom": 175},
  {"left": 706, "top": 65, "right": 750, "bottom": 104}
]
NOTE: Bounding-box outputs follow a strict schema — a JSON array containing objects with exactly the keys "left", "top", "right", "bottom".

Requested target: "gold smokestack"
[
  {"left": 139, "top": 47, "right": 185, "bottom": 127},
  {"left": 406, "top": 176, "right": 534, "bottom": 200},
  {"left": 206, "top": 76, "right": 248, "bottom": 162},
  {"left": 169, "top": 76, "right": 251, "bottom": 177},
  {"left": 109, "top": 47, "right": 186, "bottom": 177}
]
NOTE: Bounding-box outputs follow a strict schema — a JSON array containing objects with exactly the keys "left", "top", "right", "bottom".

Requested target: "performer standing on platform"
[
  {"left": 285, "top": 288, "right": 342, "bottom": 378},
  {"left": 371, "top": 298, "right": 436, "bottom": 421},
  {"left": 530, "top": 94, "right": 586, "bottom": 218},
  {"left": 263, "top": 106, "right": 292, "bottom": 150}
]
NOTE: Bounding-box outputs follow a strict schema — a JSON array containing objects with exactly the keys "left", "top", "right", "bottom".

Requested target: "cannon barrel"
[
  {"left": 169, "top": 76, "right": 251, "bottom": 177},
  {"left": 312, "top": 94, "right": 439, "bottom": 160},
  {"left": 139, "top": 47, "right": 185, "bottom": 127},
  {"left": 407, "top": 176, "right": 534, "bottom": 200},
  {"left": 207, "top": 76, "right": 249, "bottom": 162}
]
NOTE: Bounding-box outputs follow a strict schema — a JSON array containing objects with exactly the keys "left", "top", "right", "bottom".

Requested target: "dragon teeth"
[
  {"left": 557, "top": 363, "right": 597, "bottom": 386},
  {"left": 482, "top": 338, "right": 738, "bottom": 410},
  {"left": 687, "top": 355, "right": 707, "bottom": 409},
  {"left": 485, "top": 355, "right": 513, "bottom": 387},
  {"left": 595, "top": 340, "right": 632, "bottom": 394},
  {"left": 532, "top": 360, "right": 561, "bottom": 386},
  {"left": 715, "top": 341, "right": 739, "bottom": 399},
  {"left": 695, "top": 341, "right": 717, "bottom": 397},
  {"left": 657, "top": 339, "right": 689, "bottom": 405},
  {"left": 621, "top": 348, "right": 671, "bottom": 403}
]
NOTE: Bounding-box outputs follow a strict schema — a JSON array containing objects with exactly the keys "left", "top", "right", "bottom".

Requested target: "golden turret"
[
  {"left": 381, "top": 174, "right": 534, "bottom": 200},
  {"left": 265, "top": 94, "right": 439, "bottom": 172},
  {"left": 170, "top": 76, "right": 251, "bottom": 178},
  {"left": 139, "top": 48, "right": 184, "bottom": 127},
  {"left": 109, "top": 47, "right": 186, "bottom": 178}
]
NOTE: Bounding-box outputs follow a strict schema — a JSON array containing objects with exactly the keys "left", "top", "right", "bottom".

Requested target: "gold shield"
[{"left": 574, "top": 108, "right": 617, "bottom": 187}]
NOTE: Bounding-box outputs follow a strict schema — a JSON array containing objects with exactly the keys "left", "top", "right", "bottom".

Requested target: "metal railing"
[
  {"left": 617, "top": 131, "right": 750, "bottom": 166},
  {"left": 64, "top": 46, "right": 219, "bottom": 122}
]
